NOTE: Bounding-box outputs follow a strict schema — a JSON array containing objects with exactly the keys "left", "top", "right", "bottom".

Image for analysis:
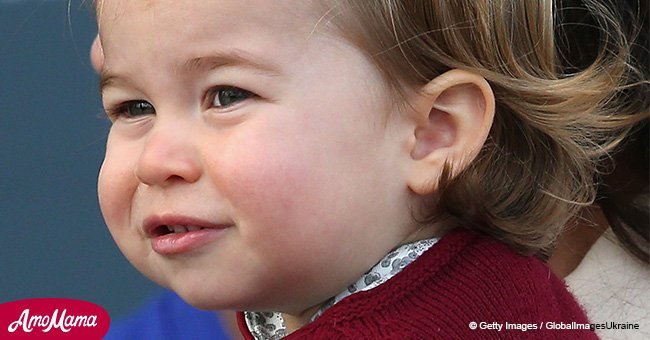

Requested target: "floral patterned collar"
[{"left": 244, "top": 238, "right": 439, "bottom": 339}]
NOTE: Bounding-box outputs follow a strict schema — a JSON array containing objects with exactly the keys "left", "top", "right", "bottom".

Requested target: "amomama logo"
[{"left": 0, "top": 298, "right": 109, "bottom": 339}]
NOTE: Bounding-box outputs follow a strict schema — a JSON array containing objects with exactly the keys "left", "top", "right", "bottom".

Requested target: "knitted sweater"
[{"left": 237, "top": 228, "right": 597, "bottom": 339}]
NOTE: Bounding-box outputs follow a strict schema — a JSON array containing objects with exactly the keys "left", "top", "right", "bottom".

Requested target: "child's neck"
[
  {"left": 280, "top": 224, "right": 443, "bottom": 333},
  {"left": 281, "top": 304, "right": 322, "bottom": 334}
]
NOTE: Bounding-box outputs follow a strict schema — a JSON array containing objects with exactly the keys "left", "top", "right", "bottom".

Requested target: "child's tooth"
[
  {"left": 167, "top": 225, "right": 174, "bottom": 233},
  {"left": 172, "top": 225, "right": 188, "bottom": 233},
  {"left": 187, "top": 226, "right": 200, "bottom": 232}
]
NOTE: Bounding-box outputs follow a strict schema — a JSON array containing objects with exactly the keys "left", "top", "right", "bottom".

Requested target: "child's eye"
[
  {"left": 125, "top": 101, "right": 156, "bottom": 116},
  {"left": 106, "top": 100, "right": 156, "bottom": 120},
  {"left": 207, "top": 86, "right": 254, "bottom": 109}
]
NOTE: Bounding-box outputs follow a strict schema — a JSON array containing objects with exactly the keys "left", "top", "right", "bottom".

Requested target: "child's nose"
[{"left": 135, "top": 122, "right": 202, "bottom": 187}]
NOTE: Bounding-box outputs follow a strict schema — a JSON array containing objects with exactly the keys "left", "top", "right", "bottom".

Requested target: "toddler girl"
[{"left": 94, "top": 0, "right": 643, "bottom": 338}]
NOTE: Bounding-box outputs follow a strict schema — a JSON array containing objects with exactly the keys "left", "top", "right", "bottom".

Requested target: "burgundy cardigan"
[{"left": 237, "top": 229, "right": 597, "bottom": 339}]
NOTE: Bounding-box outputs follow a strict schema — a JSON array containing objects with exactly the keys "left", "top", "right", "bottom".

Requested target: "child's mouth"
[
  {"left": 144, "top": 215, "right": 230, "bottom": 255},
  {"left": 152, "top": 225, "right": 207, "bottom": 236}
]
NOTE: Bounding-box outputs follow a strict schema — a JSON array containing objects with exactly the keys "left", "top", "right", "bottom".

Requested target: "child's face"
[{"left": 98, "top": 0, "right": 418, "bottom": 313}]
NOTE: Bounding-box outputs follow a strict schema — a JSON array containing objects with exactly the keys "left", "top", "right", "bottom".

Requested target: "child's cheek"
[
  {"left": 97, "top": 137, "right": 142, "bottom": 251},
  {"left": 98, "top": 154, "right": 129, "bottom": 230},
  {"left": 206, "top": 123, "right": 345, "bottom": 249},
  {"left": 216, "top": 146, "right": 351, "bottom": 288},
  {"left": 216, "top": 141, "right": 322, "bottom": 233}
]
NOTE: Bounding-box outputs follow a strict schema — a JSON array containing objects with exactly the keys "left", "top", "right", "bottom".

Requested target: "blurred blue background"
[{"left": 0, "top": 0, "right": 158, "bottom": 319}]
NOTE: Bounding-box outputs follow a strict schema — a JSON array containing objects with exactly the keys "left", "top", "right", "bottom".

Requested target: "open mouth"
[
  {"left": 151, "top": 225, "right": 207, "bottom": 237},
  {"left": 144, "top": 215, "right": 229, "bottom": 254}
]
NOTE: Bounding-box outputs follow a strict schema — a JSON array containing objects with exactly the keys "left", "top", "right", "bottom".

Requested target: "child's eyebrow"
[
  {"left": 99, "top": 49, "right": 281, "bottom": 93},
  {"left": 99, "top": 72, "right": 124, "bottom": 94},
  {"left": 181, "top": 49, "right": 283, "bottom": 77}
]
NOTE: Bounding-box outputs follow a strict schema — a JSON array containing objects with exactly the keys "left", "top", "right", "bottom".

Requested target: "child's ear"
[{"left": 406, "top": 69, "right": 495, "bottom": 195}]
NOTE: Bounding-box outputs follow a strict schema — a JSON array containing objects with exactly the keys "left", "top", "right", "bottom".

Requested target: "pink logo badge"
[{"left": 0, "top": 298, "right": 110, "bottom": 339}]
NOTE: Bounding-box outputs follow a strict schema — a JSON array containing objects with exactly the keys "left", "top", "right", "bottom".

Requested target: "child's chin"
[{"left": 175, "top": 287, "right": 243, "bottom": 311}]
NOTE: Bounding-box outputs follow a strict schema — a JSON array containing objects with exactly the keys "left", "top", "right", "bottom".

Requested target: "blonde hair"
[{"left": 321, "top": 0, "right": 648, "bottom": 255}]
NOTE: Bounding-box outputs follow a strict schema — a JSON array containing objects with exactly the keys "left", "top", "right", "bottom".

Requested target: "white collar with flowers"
[{"left": 244, "top": 238, "right": 439, "bottom": 339}]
